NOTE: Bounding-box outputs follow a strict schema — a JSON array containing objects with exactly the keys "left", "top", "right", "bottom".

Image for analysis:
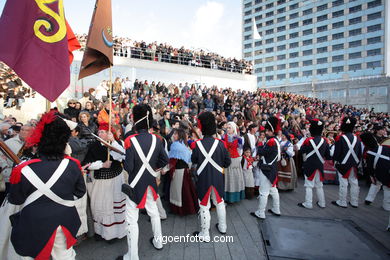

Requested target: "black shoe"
[
  {"left": 349, "top": 202, "right": 358, "bottom": 208},
  {"left": 116, "top": 256, "right": 124, "bottom": 260},
  {"left": 364, "top": 200, "right": 372, "bottom": 205},
  {"left": 331, "top": 201, "right": 347, "bottom": 208},
  {"left": 215, "top": 223, "right": 226, "bottom": 235},
  {"left": 94, "top": 234, "right": 104, "bottom": 241},
  {"left": 316, "top": 201, "right": 325, "bottom": 209},
  {"left": 193, "top": 231, "right": 200, "bottom": 236},
  {"left": 297, "top": 203, "right": 307, "bottom": 209},
  {"left": 150, "top": 237, "right": 163, "bottom": 250},
  {"left": 268, "top": 209, "right": 281, "bottom": 216},
  {"left": 250, "top": 212, "right": 265, "bottom": 220}
]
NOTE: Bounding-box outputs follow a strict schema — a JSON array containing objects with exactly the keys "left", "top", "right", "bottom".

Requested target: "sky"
[{"left": 0, "top": 0, "right": 242, "bottom": 59}]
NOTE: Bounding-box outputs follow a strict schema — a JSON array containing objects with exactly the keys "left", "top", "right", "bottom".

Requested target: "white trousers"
[
  {"left": 255, "top": 171, "right": 280, "bottom": 219},
  {"left": 365, "top": 182, "right": 390, "bottom": 211},
  {"left": 198, "top": 187, "right": 226, "bottom": 240},
  {"left": 20, "top": 226, "right": 76, "bottom": 260},
  {"left": 124, "top": 187, "right": 162, "bottom": 260},
  {"left": 336, "top": 168, "right": 359, "bottom": 207},
  {"left": 303, "top": 171, "right": 326, "bottom": 209}
]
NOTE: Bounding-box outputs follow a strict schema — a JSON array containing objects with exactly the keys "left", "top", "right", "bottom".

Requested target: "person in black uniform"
[
  {"left": 360, "top": 132, "right": 390, "bottom": 231},
  {"left": 332, "top": 116, "right": 362, "bottom": 208},
  {"left": 298, "top": 119, "right": 331, "bottom": 209},
  {"left": 119, "top": 104, "right": 168, "bottom": 260},
  {"left": 191, "top": 112, "right": 231, "bottom": 242},
  {"left": 8, "top": 110, "right": 86, "bottom": 259},
  {"left": 251, "top": 116, "right": 281, "bottom": 220}
]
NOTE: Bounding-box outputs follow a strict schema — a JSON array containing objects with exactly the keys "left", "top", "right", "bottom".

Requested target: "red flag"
[
  {"left": 0, "top": 0, "right": 78, "bottom": 102},
  {"left": 79, "top": 0, "right": 113, "bottom": 80},
  {"left": 66, "top": 21, "right": 81, "bottom": 64}
]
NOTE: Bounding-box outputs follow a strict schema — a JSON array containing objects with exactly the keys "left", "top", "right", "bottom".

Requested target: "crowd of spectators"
[
  {"left": 76, "top": 34, "right": 253, "bottom": 74},
  {"left": 0, "top": 62, "right": 36, "bottom": 110}
]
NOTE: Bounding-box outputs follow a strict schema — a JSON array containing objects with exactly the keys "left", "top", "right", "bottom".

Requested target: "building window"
[
  {"left": 349, "top": 28, "right": 362, "bottom": 36},
  {"left": 333, "top": 10, "right": 344, "bottom": 18},
  {"left": 317, "top": 47, "right": 327, "bottom": 53},
  {"left": 255, "top": 15, "right": 262, "bottom": 21},
  {"left": 266, "top": 3, "right": 274, "bottom": 9},
  {"left": 266, "top": 29, "right": 274, "bottom": 35},
  {"left": 332, "top": 32, "right": 344, "bottom": 40},
  {"left": 350, "top": 88, "right": 366, "bottom": 97},
  {"left": 303, "top": 39, "right": 313, "bottom": 46},
  {"left": 290, "top": 12, "right": 299, "bottom": 19},
  {"left": 255, "top": 67, "right": 262, "bottom": 73},
  {"left": 317, "top": 4, "right": 328, "bottom": 12},
  {"left": 367, "top": 12, "right": 382, "bottom": 21},
  {"left": 332, "top": 0, "right": 344, "bottom": 7},
  {"left": 367, "top": 0, "right": 382, "bottom": 9},
  {"left": 349, "top": 40, "right": 361, "bottom": 48},
  {"left": 317, "top": 36, "right": 328, "bottom": 43},
  {"left": 255, "top": 41, "right": 262, "bottom": 47},
  {"left": 255, "top": 7, "right": 262, "bottom": 12},
  {"left": 367, "top": 24, "right": 381, "bottom": 32},
  {"left": 332, "top": 90, "right": 346, "bottom": 98},
  {"left": 367, "top": 61, "right": 381, "bottom": 68},
  {"left": 349, "top": 17, "right": 362, "bottom": 25},
  {"left": 257, "top": 76, "right": 262, "bottom": 82},
  {"left": 244, "top": 52, "right": 252, "bottom": 58},
  {"left": 333, "top": 43, "right": 344, "bottom": 50},
  {"left": 290, "top": 3, "right": 298, "bottom": 10},
  {"left": 244, "top": 26, "right": 252, "bottom": 32},
  {"left": 266, "top": 47, "right": 274, "bottom": 53},
  {"left": 244, "top": 43, "right": 252, "bottom": 49},
  {"left": 277, "top": 26, "right": 286, "bottom": 32},
  {"left": 303, "top": 19, "right": 313, "bottom": 25},
  {"left": 277, "top": 74, "right": 286, "bottom": 80},
  {"left": 266, "top": 38, "right": 274, "bottom": 44},
  {"left": 266, "top": 20, "right": 274, "bottom": 26},
  {"left": 349, "top": 64, "right": 362, "bottom": 71},
  {"left": 369, "top": 86, "right": 387, "bottom": 96},
  {"left": 277, "top": 54, "right": 286, "bottom": 60},
  {"left": 303, "top": 70, "right": 313, "bottom": 76},
  {"left": 332, "top": 55, "right": 344, "bottom": 61},
  {"left": 277, "top": 0, "right": 286, "bottom": 4},
  {"left": 244, "top": 2, "right": 252, "bottom": 8},
  {"left": 289, "top": 32, "right": 299, "bottom": 39},
  {"left": 317, "top": 14, "right": 328, "bottom": 22},
  {"left": 254, "top": 0, "right": 262, "bottom": 4},
  {"left": 266, "top": 75, "right": 274, "bottom": 81},
  {"left": 303, "top": 8, "right": 313, "bottom": 15},
  {"left": 290, "top": 42, "right": 299, "bottom": 48},
  {"left": 317, "top": 25, "right": 328, "bottom": 32},
  {"left": 255, "top": 58, "right": 262, "bottom": 64},
  {"left": 317, "top": 57, "right": 327, "bottom": 64},
  {"left": 349, "top": 52, "right": 361, "bottom": 59},
  {"left": 349, "top": 5, "right": 362, "bottom": 13},
  {"left": 303, "top": 60, "right": 313, "bottom": 66},
  {"left": 332, "top": 21, "right": 344, "bottom": 29},
  {"left": 277, "top": 7, "right": 286, "bottom": 14},
  {"left": 277, "top": 64, "right": 286, "bottom": 70},
  {"left": 303, "top": 49, "right": 313, "bottom": 56},
  {"left": 255, "top": 50, "right": 263, "bottom": 55},
  {"left": 367, "top": 36, "right": 381, "bottom": 44},
  {"left": 303, "top": 29, "right": 313, "bottom": 36},
  {"left": 244, "top": 10, "right": 251, "bottom": 16},
  {"left": 290, "top": 22, "right": 299, "bottom": 29},
  {"left": 277, "top": 45, "right": 286, "bottom": 51},
  {"left": 266, "top": 66, "right": 273, "bottom": 72},
  {"left": 290, "top": 72, "right": 299, "bottom": 78},
  {"left": 367, "top": 48, "right": 381, "bottom": 56},
  {"left": 266, "top": 11, "right": 274, "bottom": 18},
  {"left": 317, "top": 68, "right": 328, "bottom": 75},
  {"left": 332, "top": 66, "right": 344, "bottom": 73},
  {"left": 244, "top": 19, "right": 252, "bottom": 24},
  {"left": 244, "top": 35, "right": 251, "bottom": 40},
  {"left": 290, "top": 52, "right": 299, "bottom": 58},
  {"left": 277, "top": 16, "right": 286, "bottom": 23},
  {"left": 277, "top": 35, "right": 286, "bottom": 41},
  {"left": 290, "top": 62, "right": 299, "bottom": 68}
]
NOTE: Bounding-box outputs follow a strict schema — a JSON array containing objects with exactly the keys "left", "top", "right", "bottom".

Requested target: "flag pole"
[
  {"left": 107, "top": 65, "right": 113, "bottom": 161},
  {"left": 46, "top": 99, "right": 51, "bottom": 112}
]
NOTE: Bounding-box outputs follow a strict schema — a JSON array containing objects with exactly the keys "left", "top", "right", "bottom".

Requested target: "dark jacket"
[
  {"left": 257, "top": 137, "right": 280, "bottom": 184},
  {"left": 300, "top": 136, "right": 331, "bottom": 178},
  {"left": 333, "top": 133, "right": 362, "bottom": 176}
]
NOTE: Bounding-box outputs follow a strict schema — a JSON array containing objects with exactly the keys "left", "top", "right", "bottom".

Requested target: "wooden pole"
[
  {"left": 107, "top": 66, "right": 113, "bottom": 161},
  {"left": 46, "top": 99, "right": 51, "bottom": 112}
]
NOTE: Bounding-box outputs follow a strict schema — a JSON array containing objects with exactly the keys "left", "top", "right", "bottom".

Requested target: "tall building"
[{"left": 242, "top": 0, "right": 390, "bottom": 112}]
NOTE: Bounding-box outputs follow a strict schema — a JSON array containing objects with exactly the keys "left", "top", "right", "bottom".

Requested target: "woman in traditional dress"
[
  {"left": 83, "top": 123, "right": 126, "bottom": 242},
  {"left": 223, "top": 122, "right": 245, "bottom": 203},
  {"left": 168, "top": 128, "right": 198, "bottom": 215},
  {"left": 277, "top": 132, "right": 298, "bottom": 191}
]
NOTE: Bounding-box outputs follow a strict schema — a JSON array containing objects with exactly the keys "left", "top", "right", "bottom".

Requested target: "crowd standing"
[
  {"left": 76, "top": 34, "right": 253, "bottom": 74},
  {"left": 0, "top": 77, "right": 389, "bottom": 259}
]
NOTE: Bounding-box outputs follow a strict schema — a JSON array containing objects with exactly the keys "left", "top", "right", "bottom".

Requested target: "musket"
[
  {"left": 89, "top": 132, "right": 125, "bottom": 156},
  {"left": 0, "top": 140, "right": 21, "bottom": 164},
  {"left": 184, "top": 116, "right": 201, "bottom": 139}
]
